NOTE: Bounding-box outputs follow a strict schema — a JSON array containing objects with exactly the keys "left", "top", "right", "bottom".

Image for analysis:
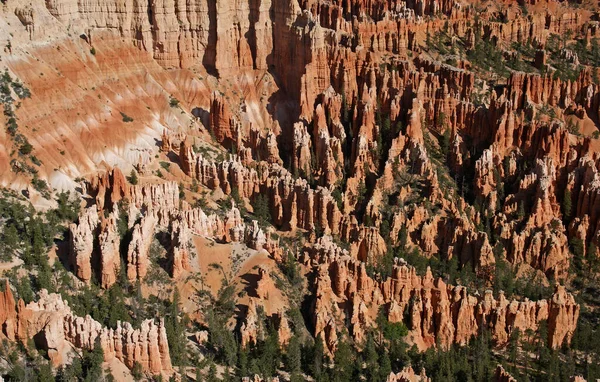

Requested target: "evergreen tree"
[
  {"left": 107, "top": 286, "right": 130, "bottom": 328},
  {"left": 237, "top": 347, "right": 249, "bottom": 379},
  {"left": 195, "top": 365, "right": 203, "bottom": 382},
  {"left": 205, "top": 282, "right": 238, "bottom": 367},
  {"left": 4, "top": 224, "right": 19, "bottom": 250},
  {"left": 287, "top": 335, "right": 302, "bottom": 375},
  {"left": 191, "top": 179, "right": 199, "bottom": 193},
  {"left": 379, "top": 350, "right": 392, "bottom": 381},
  {"left": 570, "top": 237, "right": 585, "bottom": 275},
  {"left": 563, "top": 188, "right": 572, "bottom": 220},
  {"left": 440, "top": 128, "right": 451, "bottom": 158},
  {"left": 363, "top": 334, "right": 379, "bottom": 381},
  {"left": 128, "top": 170, "right": 138, "bottom": 185},
  {"left": 206, "top": 361, "right": 218, "bottom": 382},
  {"left": 36, "top": 259, "right": 53, "bottom": 293},
  {"left": 398, "top": 226, "right": 408, "bottom": 251},
  {"left": 179, "top": 182, "right": 185, "bottom": 200},
  {"left": 508, "top": 328, "right": 520, "bottom": 374},
  {"left": 166, "top": 290, "right": 188, "bottom": 366},
  {"left": 252, "top": 194, "right": 272, "bottom": 228},
  {"left": 37, "top": 362, "right": 55, "bottom": 382},
  {"left": 312, "top": 337, "right": 324, "bottom": 380},
  {"left": 131, "top": 362, "right": 143, "bottom": 381},
  {"left": 517, "top": 201, "right": 525, "bottom": 219},
  {"left": 17, "top": 276, "right": 35, "bottom": 304},
  {"left": 332, "top": 341, "right": 354, "bottom": 382},
  {"left": 31, "top": 220, "right": 45, "bottom": 260},
  {"left": 81, "top": 338, "right": 105, "bottom": 382},
  {"left": 588, "top": 242, "right": 600, "bottom": 275},
  {"left": 256, "top": 327, "right": 281, "bottom": 378}
]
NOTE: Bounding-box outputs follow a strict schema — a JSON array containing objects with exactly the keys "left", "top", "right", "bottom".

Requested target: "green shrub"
[
  {"left": 19, "top": 141, "right": 33, "bottom": 155},
  {"left": 159, "top": 161, "right": 171, "bottom": 171},
  {"left": 127, "top": 169, "right": 138, "bottom": 185},
  {"left": 120, "top": 112, "right": 133, "bottom": 123}
]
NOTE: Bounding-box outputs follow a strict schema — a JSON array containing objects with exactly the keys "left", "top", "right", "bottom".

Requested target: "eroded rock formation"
[
  {"left": 126, "top": 215, "right": 157, "bottom": 282},
  {"left": 387, "top": 366, "right": 431, "bottom": 382},
  {"left": 0, "top": 285, "right": 172, "bottom": 375},
  {"left": 308, "top": 241, "right": 579, "bottom": 354},
  {"left": 494, "top": 365, "right": 517, "bottom": 382},
  {"left": 2, "top": 0, "right": 598, "bottom": 377}
]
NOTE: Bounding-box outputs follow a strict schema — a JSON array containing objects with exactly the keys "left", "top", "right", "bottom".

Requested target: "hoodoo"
[{"left": 0, "top": 0, "right": 598, "bottom": 380}]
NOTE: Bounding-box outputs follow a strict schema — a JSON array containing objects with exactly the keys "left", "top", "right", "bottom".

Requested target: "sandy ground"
[{"left": 172, "top": 235, "right": 288, "bottom": 322}]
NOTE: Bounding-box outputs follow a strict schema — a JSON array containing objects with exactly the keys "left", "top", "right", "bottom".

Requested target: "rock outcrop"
[
  {"left": 494, "top": 365, "right": 517, "bottom": 382},
  {"left": 97, "top": 213, "right": 121, "bottom": 289},
  {"left": 240, "top": 298, "right": 260, "bottom": 348},
  {"left": 126, "top": 215, "right": 157, "bottom": 282},
  {"left": 170, "top": 218, "right": 193, "bottom": 278},
  {"left": 69, "top": 207, "right": 99, "bottom": 284},
  {"left": 0, "top": 286, "right": 172, "bottom": 375},
  {"left": 64, "top": 316, "right": 172, "bottom": 375},
  {"left": 255, "top": 266, "right": 275, "bottom": 300},
  {"left": 309, "top": 245, "right": 579, "bottom": 354},
  {"left": 188, "top": 156, "right": 344, "bottom": 234},
  {"left": 0, "top": 281, "right": 18, "bottom": 341},
  {"left": 241, "top": 376, "right": 280, "bottom": 382},
  {"left": 387, "top": 366, "right": 431, "bottom": 382}
]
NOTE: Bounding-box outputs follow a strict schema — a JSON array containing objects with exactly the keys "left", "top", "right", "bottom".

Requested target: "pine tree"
[
  {"left": 37, "top": 362, "right": 55, "bottom": 382},
  {"left": 166, "top": 290, "right": 188, "bottom": 366},
  {"left": 195, "top": 366, "right": 203, "bottom": 382},
  {"left": 509, "top": 328, "right": 520, "bottom": 374},
  {"left": 588, "top": 242, "right": 600, "bottom": 276},
  {"left": 363, "top": 334, "right": 379, "bottom": 381},
  {"left": 237, "top": 347, "right": 249, "bottom": 378},
  {"left": 36, "top": 259, "right": 53, "bottom": 292},
  {"left": 128, "top": 169, "right": 138, "bottom": 185},
  {"left": 333, "top": 341, "right": 354, "bottom": 382},
  {"left": 17, "top": 276, "right": 34, "bottom": 304},
  {"left": 252, "top": 194, "right": 272, "bottom": 228},
  {"left": 107, "top": 286, "right": 129, "bottom": 328},
  {"left": 379, "top": 350, "right": 392, "bottom": 381},
  {"left": 287, "top": 335, "right": 302, "bottom": 375},
  {"left": 259, "top": 328, "right": 281, "bottom": 378},
  {"left": 31, "top": 220, "right": 45, "bottom": 260},
  {"left": 398, "top": 226, "right": 408, "bottom": 251},
  {"left": 517, "top": 201, "right": 525, "bottom": 219},
  {"left": 206, "top": 361, "right": 218, "bottom": 382},
  {"left": 131, "top": 362, "right": 143, "bottom": 381},
  {"left": 570, "top": 237, "right": 585, "bottom": 274},
  {"left": 3, "top": 224, "right": 19, "bottom": 250},
  {"left": 179, "top": 182, "right": 185, "bottom": 200},
  {"left": 82, "top": 338, "right": 105, "bottom": 382},
  {"left": 563, "top": 188, "right": 572, "bottom": 220},
  {"left": 312, "top": 337, "right": 324, "bottom": 379},
  {"left": 440, "top": 128, "right": 451, "bottom": 157}
]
